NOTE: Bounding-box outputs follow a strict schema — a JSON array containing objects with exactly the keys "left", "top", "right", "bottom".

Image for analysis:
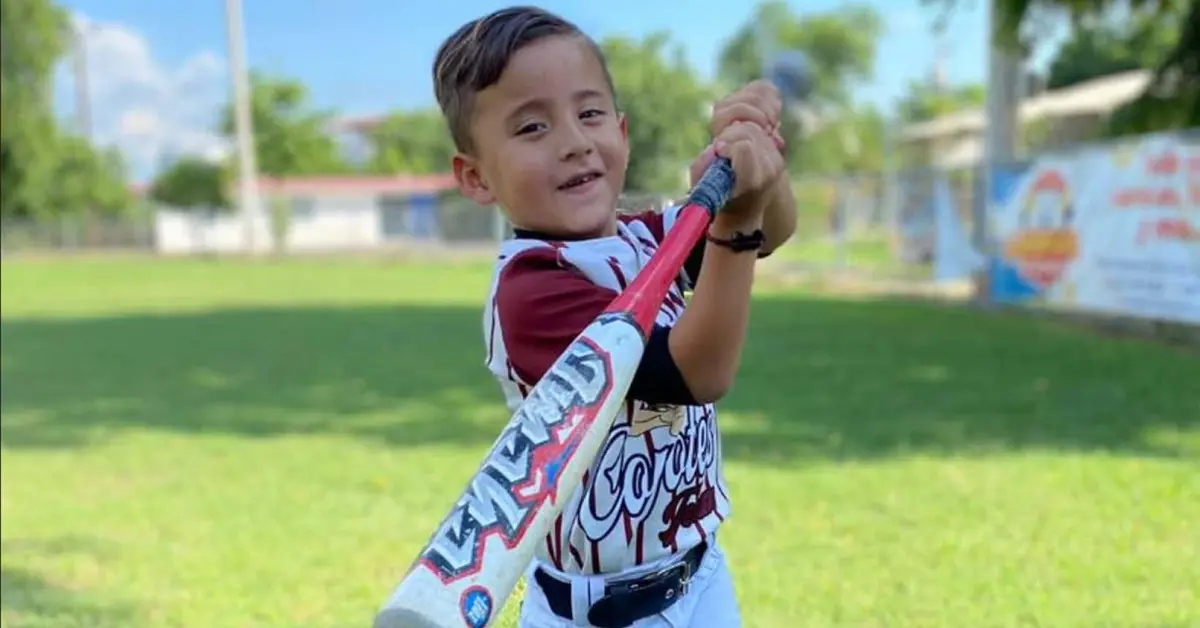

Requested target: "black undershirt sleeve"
[
  {"left": 627, "top": 324, "right": 697, "bottom": 406},
  {"left": 683, "top": 240, "right": 705, "bottom": 289}
]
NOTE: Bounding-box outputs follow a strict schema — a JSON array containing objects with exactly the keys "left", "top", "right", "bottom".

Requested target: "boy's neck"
[{"left": 510, "top": 219, "right": 618, "bottom": 241}]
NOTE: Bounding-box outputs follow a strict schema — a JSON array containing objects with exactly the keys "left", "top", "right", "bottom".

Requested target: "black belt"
[{"left": 532, "top": 541, "right": 707, "bottom": 628}]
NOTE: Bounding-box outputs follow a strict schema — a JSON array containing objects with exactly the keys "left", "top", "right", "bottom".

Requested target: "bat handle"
[{"left": 684, "top": 157, "right": 736, "bottom": 218}]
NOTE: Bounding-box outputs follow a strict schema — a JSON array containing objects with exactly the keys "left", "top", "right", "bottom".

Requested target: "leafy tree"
[
  {"left": 716, "top": 1, "right": 884, "bottom": 173},
  {"left": 717, "top": 2, "right": 883, "bottom": 108},
  {"left": 896, "top": 81, "right": 986, "bottom": 123},
  {"left": 925, "top": 0, "right": 1198, "bottom": 135},
  {"left": 219, "top": 71, "right": 350, "bottom": 179},
  {"left": 1, "top": 0, "right": 132, "bottom": 218},
  {"left": 45, "top": 134, "right": 132, "bottom": 214},
  {"left": 365, "top": 109, "right": 456, "bottom": 175},
  {"left": 1045, "top": 9, "right": 1178, "bottom": 90},
  {"left": 601, "top": 32, "right": 714, "bottom": 195},
  {"left": 217, "top": 71, "right": 350, "bottom": 251},
  {"left": 148, "top": 156, "right": 230, "bottom": 210}
]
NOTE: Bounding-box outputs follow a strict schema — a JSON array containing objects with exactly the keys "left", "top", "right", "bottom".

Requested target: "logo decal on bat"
[
  {"left": 418, "top": 313, "right": 633, "bottom": 584},
  {"left": 460, "top": 586, "right": 494, "bottom": 628}
]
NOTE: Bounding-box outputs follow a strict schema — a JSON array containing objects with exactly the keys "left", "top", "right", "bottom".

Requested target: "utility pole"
[
  {"left": 71, "top": 22, "right": 93, "bottom": 141},
  {"left": 932, "top": 28, "right": 948, "bottom": 94},
  {"left": 224, "top": 0, "right": 263, "bottom": 254},
  {"left": 978, "top": 0, "right": 1024, "bottom": 304}
]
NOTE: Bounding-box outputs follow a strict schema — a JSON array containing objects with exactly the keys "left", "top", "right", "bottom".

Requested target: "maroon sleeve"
[
  {"left": 496, "top": 246, "right": 698, "bottom": 405},
  {"left": 495, "top": 248, "right": 618, "bottom": 386}
]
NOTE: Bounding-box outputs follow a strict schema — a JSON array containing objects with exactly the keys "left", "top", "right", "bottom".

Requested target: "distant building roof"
[
  {"left": 132, "top": 174, "right": 457, "bottom": 198},
  {"left": 331, "top": 114, "right": 390, "bottom": 134},
  {"left": 253, "top": 174, "right": 456, "bottom": 195},
  {"left": 898, "top": 69, "right": 1152, "bottom": 142}
]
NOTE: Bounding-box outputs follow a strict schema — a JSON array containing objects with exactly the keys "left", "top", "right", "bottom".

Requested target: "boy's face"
[{"left": 453, "top": 35, "right": 629, "bottom": 239}]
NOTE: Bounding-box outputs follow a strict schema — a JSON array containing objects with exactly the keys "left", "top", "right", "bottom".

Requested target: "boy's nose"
[{"left": 559, "top": 124, "right": 595, "bottom": 161}]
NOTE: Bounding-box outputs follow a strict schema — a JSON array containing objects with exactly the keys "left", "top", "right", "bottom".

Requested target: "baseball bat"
[{"left": 375, "top": 54, "right": 813, "bottom": 628}]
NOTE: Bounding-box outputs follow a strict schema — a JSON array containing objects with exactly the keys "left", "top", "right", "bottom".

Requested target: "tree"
[
  {"left": 44, "top": 134, "right": 132, "bottom": 214},
  {"left": 218, "top": 72, "right": 350, "bottom": 251},
  {"left": 148, "top": 156, "right": 230, "bottom": 210},
  {"left": 1045, "top": 10, "right": 1177, "bottom": 90},
  {"left": 716, "top": 1, "right": 884, "bottom": 173},
  {"left": 365, "top": 109, "right": 456, "bottom": 175},
  {"left": 896, "top": 81, "right": 985, "bottom": 124},
  {"left": 1, "top": 0, "right": 67, "bottom": 219},
  {"left": 219, "top": 71, "right": 350, "bottom": 179},
  {"left": 601, "top": 32, "right": 714, "bottom": 195},
  {"left": 717, "top": 2, "right": 883, "bottom": 108},
  {"left": 782, "top": 104, "right": 888, "bottom": 175},
  {"left": 925, "top": 0, "right": 1198, "bottom": 135},
  {"left": 1, "top": 0, "right": 132, "bottom": 219}
]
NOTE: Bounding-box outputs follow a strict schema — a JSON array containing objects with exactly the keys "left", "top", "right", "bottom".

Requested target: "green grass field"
[{"left": 2, "top": 257, "right": 1198, "bottom": 628}]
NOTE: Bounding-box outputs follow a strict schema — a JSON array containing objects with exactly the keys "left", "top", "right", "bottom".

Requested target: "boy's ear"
[
  {"left": 618, "top": 112, "right": 628, "bottom": 142},
  {"left": 452, "top": 153, "right": 496, "bottom": 206}
]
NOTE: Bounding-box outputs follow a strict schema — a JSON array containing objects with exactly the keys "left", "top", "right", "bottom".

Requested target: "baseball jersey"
[{"left": 482, "top": 205, "right": 732, "bottom": 575}]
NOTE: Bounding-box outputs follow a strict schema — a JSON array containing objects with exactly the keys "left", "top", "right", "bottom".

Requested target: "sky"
[{"left": 51, "top": 0, "right": 1065, "bottom": 182}]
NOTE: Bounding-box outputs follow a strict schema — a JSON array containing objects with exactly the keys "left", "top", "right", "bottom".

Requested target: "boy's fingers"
[
  {"left": 714, "top": 121, "right": 770, "bottom": 153},
  {"left": 689, "top": 143, "right": 719, "bottom": 183},
  {"left": 715, "top": 123, "right": 780, "bottom": 195},
  {"left": 711, "top": 101, "right": 775, "bottom": 134},
  {"left": 747, "top": 80, "right": 783, "bottom": 121},
  {"left": 695, "top": 136, "right": 782, "bottom": 194}
]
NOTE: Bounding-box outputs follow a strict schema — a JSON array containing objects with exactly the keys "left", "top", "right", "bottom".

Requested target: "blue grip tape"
[{"left": 686, "top": 157, "right": 736, "bottom": 217}]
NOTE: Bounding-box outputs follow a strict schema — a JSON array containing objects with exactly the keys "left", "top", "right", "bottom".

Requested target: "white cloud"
[{"left": 56, "top": 13, "right": 230, "bottom": 181}]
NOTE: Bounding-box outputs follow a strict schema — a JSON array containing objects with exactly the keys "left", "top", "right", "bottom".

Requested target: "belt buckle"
[{"left": 649, "top": 559, "right": 692, "bottom": 600}]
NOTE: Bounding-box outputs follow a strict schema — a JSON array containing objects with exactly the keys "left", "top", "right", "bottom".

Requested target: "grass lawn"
[{"left": 2, "top": 257, "right": 1198, "bottom": 628}]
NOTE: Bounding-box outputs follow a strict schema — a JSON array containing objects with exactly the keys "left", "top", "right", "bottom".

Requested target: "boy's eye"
[
  {"left": 516, "top": 121, "right": 546, "bottom": 135},
  {"left": 580, "top": 108, "right": 606, "bottom": 119}
]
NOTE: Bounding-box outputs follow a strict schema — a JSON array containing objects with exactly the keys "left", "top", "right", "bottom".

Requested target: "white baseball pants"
[{"left": 517, "top": 541, "right": 742, "bottom": 628}]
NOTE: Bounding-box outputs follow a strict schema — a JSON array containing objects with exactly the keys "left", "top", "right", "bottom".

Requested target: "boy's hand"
[
  {"left": 717, "top": 122, "right": 787, "bottom": 204},
  {"left": 688, "top": 80, "right": 787, "bottom": 225},
  {"left": 710, "top": 80, "right": 785, "bottom": 152},
  {"left": 689, "top": 122, "right": 786, "bottom": 224}
]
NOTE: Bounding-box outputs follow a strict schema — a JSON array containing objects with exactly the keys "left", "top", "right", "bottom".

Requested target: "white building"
[{"left": 152, "top": 174, "right": 474, "bottom": 255}]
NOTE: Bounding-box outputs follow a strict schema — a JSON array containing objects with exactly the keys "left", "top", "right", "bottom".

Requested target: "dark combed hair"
[{"left": 432, "top": 6, "right": 615, "bottom": 154}]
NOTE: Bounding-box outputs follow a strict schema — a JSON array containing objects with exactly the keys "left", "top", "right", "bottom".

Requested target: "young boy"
[{"left": 432, "top": 6, "right": 796, "bottom": 627}]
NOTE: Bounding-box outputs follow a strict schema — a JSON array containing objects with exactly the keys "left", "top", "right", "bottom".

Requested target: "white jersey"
[{"left": 481, "top": 206, "right": 731, "bottom": 575}]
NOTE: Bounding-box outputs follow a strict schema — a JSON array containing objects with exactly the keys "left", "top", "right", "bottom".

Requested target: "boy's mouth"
[{"left": 558, "top": 170, "right": 603, "bottom": 191}]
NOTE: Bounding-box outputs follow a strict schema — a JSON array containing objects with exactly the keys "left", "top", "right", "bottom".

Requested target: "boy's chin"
[{"left": 558, "top": 210, "right": 618, "bottom": 239}]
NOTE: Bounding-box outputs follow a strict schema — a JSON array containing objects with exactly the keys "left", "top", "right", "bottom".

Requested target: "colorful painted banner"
[{"left": 988, "top": 131, "right": 1200, "bottom": 324}]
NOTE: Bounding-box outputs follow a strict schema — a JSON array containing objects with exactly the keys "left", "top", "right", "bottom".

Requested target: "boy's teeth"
[{"left": 563, "top": 173, "right": 596, "bottom": 189}]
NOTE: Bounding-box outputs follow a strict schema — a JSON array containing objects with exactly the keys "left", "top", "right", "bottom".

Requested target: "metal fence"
[
  {"left": 0, "top": 168, "right": 980, "bottom": 281},
  {"left": 770, "top": 165, "right": 983, "bottom": 284},
  {"left": 0, "top": 191, "right": 687, "bottom": 256},
  {"left": 0, "top": 163, "right": 982, "bottom": 282},
  {"left": 0, "top": 195, "right": 509, "bottom": 256},
  {"left": 1, "top": 211, "right": 155, "bottom": 254}
]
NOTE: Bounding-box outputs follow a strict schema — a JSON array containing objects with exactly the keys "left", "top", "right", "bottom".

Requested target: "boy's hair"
[{"left": 432, "top": 6, "right": 617, "bottom": 154}]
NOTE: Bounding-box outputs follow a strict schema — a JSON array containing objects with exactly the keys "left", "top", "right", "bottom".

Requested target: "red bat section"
[{"left": 603, "top": 205, "right": 710, "bottom": 335}]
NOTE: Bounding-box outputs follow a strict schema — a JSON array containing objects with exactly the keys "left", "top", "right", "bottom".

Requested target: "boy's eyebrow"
[{"left": 504, "top": 89, "right": 611, "bottom": 123}]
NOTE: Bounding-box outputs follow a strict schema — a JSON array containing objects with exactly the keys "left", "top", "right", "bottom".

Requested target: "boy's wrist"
[{"left": 709, "top": 211, "right": 764, "bottom": 240}]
